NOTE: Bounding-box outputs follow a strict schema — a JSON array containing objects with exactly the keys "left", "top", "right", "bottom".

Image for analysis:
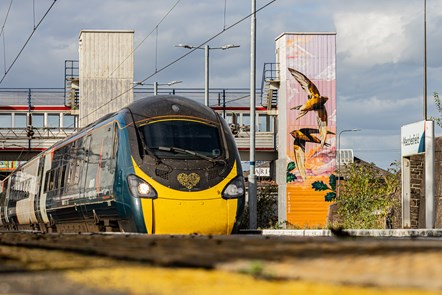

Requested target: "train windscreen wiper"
[
  {"left": 157, "top": 146, "right": 224, "bottom": 164},
  {"left": 137, "top": 128, "right": 161, "bottom": 163}
]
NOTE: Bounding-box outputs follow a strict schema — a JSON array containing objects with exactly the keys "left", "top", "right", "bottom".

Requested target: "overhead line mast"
[{"left": 249, "top": 0, "right": 257, "bottom": 229}]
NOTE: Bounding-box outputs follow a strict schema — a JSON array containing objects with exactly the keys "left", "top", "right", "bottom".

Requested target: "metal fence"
[
  {"left": 134, "top": 87, "right": 261, "bottom": 108},
  {"left": 0, "top": 89, "right": 66, "bottom": 106},
  {"left": 0, "top": 88, "right": 263, "bottom": 108}
]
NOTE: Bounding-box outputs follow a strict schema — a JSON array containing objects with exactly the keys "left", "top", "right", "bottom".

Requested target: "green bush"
[{"left": 334, "top": 162, "right": 400, "bottom": 229}]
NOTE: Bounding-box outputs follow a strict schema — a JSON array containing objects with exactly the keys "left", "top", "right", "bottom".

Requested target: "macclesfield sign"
[{"left": 401, "top": 121, "right": 425, "bottom": 157}]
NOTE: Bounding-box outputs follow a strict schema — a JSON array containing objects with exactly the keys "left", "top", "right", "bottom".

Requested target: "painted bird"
[
  {"left": 288, "top": 67, "right": 329, "bottom": 148},
  {"left": 290, "top": 128, "right": 334, "bottom": 180}
]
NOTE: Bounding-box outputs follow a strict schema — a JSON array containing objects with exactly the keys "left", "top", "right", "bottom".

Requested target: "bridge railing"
[
  {"left": 233, "top": 132, "right": 276, "bottom": 150},
  {"left": 0, "top": 127, "right": 77, "bottom": 151},
  {"left": 0, "top": 127, "right": 77, "bottom": 140}
]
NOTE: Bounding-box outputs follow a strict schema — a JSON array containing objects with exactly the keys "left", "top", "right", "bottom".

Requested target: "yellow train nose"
[{"left": 141, "top": 198, "right": 238, "bottom": 234}]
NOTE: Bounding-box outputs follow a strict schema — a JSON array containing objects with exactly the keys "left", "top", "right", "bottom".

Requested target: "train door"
[
  {"left": 0, "top": 179, "right": 7, "bottom": 226},
  {"left": 0, "top": 178, "right": 10, "bottom": 225},
  {"left": 15, "top": 160, "right": 39, "bottom": 226},
  {"left": 80, "top": 135, "right": 92, "bottom": 200},
  {"left": 35, "top": 155, "right": 48, "bottom": 225},
  {"left": 38, "top": 153, "right": 53, "bottom": 224},
  {"left": 78, "top": 134, "right": 92, "bottom": 218}
]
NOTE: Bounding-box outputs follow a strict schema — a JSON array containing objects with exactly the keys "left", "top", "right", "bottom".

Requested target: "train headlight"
[
  {"left": 222, "top": 176, "right": 245, "bottom": 199},
  {"left": 127, "top": 175, "right": 157, "bottom": 199}
]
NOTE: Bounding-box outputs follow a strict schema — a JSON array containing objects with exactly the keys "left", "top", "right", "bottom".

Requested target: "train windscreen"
[{"left": 138, "top": 120, "right": 222, "bottom": 159}]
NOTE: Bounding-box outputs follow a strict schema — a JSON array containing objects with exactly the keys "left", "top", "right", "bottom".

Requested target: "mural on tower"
[{"left": 279, "top": 33, "right": 337, "bottom": 227}]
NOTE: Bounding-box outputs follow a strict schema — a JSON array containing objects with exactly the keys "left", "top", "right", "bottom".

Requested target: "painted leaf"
[
  {"left": 287, "top": 161, "right": 296, "bottom": 172},
  {"left": 286, "top": 172, "right": 297, "bottom": 183},
  {"left": 312, "top": 181, "right": 329, "bottom": 191},
  {"left": 325, "top": 192, "right": 336, "bottom": 202},
  {"left": 329, "top": 174, "right": 337, "bottom": 191}
]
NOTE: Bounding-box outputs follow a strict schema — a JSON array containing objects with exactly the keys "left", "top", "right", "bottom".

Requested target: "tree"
[
  {"left": 333, "top": 161, "right": 400, "bottom": 229},
  {"left": 431, "top": 92, "right": 442, "bottom": 127}
]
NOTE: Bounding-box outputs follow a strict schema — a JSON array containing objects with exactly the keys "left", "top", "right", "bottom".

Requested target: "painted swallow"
[
  {"left": 288, "top": 67, "right": 329, "bottom": 148},
  {"left": 290, "top": 128, "right": 334, "bottom": 180}
]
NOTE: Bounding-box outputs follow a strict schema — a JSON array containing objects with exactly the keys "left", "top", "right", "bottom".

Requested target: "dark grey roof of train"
[{"left": 126, "top": 95, "right": 219, "bottom": 123}]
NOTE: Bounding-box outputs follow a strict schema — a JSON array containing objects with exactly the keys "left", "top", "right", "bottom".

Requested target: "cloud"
[
  {"left": 339, "top": 94, "right": 422, "bottom": 130},
  {"left": 335, "top": 11, "right": 417, "bottom": 67}
]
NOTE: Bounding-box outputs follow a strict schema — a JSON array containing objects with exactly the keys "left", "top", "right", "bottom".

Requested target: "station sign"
[
  {"left": 401, "top": 121, "right": 425, "bottom": 157},
  {"left": 255, "top": 167, "right": 270, "bottom": 177},
  {"left": 241, "top": 161, "right": 271, "bottom": 177}
]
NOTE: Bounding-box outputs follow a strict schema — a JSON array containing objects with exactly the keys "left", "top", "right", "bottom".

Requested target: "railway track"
[
  {"left": 0, "top": 231, "right": 439, "bottom": 267},
  {"left": 0, "top": 231, "right": 441, "bottom": 294}
]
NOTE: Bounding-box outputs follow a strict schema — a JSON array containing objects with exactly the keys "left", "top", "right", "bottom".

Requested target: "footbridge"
[{"left": 0, "top": 80, "right": 279, "bottom": 178}]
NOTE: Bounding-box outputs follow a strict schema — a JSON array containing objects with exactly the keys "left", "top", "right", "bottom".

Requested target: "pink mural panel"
[{"left": 283, "top": 34, "right": 336, "bottom": 227}]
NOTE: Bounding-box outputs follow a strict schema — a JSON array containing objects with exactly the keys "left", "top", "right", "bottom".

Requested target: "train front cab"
[{"left": 124, "top": 110, "right": 245, "bottom": 235}]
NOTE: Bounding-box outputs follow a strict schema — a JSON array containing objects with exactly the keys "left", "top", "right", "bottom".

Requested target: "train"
[{"left": 0, "top": 95, "right": 245, "bottom": 234}]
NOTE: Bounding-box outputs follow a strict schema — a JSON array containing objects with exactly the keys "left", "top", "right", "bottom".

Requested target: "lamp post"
[
  {"left": 134, "top": 80, "right": 182, "bottom": 95},
  {"left": 154, "top": 80, "right": 182, "bottom": 95},
  {"left": 175, "top": 43, "right": 240, "bottom": 106},
  {"left": 424, "top": 0, "right": 427, "bottom": 120},
  {"left": 337, "top": 129, "right": 361, "bottom": 198}
]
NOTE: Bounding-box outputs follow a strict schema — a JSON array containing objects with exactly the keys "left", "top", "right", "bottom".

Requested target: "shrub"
[
  {"left": 240, "top": 184, "right": 278, "bottom": 229},
  {"left": 334, "top": 162, "right": 400, "bottom": 229}
]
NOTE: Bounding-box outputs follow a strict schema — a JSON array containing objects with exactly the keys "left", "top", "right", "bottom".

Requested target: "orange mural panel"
[{"left": 287, "top": 176, "right": 334, "bottom": 227}]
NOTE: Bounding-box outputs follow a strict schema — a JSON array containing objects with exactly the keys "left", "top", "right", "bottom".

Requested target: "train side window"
[
  {"left": 52, "top": 169, "right": 59, "bottom": 191},
  {"left": 43, "top": 172, "right": 47, "bottom": 192},
  {"left": 85, "top": 129, "right": 103, "bottom": 192},
  {"left": 66, "top": 159, "right": 76, "bottom": 186},
  {"left": 78, "top": 135, "right": 91, "bottom": 192},
  {"left": 73, "top": 138, "right": 85, "bottom": 187},
  {"left": 67, "top": 140, "right": 80, "bottom": 187},
  {"left": 59, "top": 165, "right": 67, "bottom": 189},
  {"left": 44, "top": 170, "right": 50, "bottom": 193},
  {"left": 73, "top": 161, "right": 81, "bottom": 185},
  {"left": 98, "top": 124, "right": 117, "bottom": 193},
  {"left": 47, "top": 170, "right": 56, "bottom": 192},
  {"left": 112, "top": 123, "right": 118, "bottom": 158}
]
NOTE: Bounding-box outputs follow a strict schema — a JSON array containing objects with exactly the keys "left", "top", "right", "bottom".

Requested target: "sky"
[{"left": 0, "top": 0, "right": 441, "bottom": 170}]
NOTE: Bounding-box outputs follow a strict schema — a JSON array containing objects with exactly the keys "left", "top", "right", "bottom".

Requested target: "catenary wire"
[
  {"left": 210, "top": 94, "right": 251, "bottom": 107},
  {"left": 0, "top": 0, "right": 14, "bottom": 37},
  {"left": 1, "top": 0, "right": 14, "bottom": 74},
  {"left": 223, "top": 0, "right": 227, "bottom": 30},
  {"left": 33, "top": 0, "right": 36, "bottom": 29},
  {"left": 0, "top": 0, "right": 58, "bottom": 85}
]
